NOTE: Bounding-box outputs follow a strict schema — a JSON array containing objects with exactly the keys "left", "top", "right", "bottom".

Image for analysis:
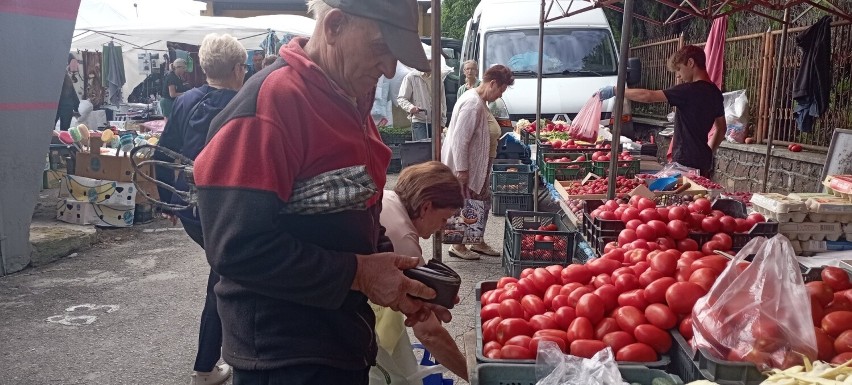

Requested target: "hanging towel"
[
  {"left": 793, "top": 16, "right": 832, "bottom": 132},
  {"left": 102, "top": 42, "right": 126, "bottom": 105}
]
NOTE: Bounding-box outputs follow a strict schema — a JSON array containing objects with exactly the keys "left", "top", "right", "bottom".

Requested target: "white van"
[{"left": 461, "top": 0, "right": 639, "bottom": 135}]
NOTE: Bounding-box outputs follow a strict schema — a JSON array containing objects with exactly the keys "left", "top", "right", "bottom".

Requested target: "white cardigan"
[{"left": 441, "top": 90, "right": 491, "bottom": 194}]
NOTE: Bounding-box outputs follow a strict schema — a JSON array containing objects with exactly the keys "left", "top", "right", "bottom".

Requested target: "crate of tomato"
[
  {"left": 491, "top": 164, "right": 535, "bottom": 194},
  {"left": 590, "top": 150, "right": 640, "bottom": 178},
  {"left": 540, "top": 153, "right": 592, "bottom": 183},
  {"left": 502, "top": 211, "right": 587, "bottom": 277}
]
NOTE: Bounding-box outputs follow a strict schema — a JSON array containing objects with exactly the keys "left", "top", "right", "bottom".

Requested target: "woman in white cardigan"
[{"left": 441, "top": 65, "right": 515, "bottom": 260}]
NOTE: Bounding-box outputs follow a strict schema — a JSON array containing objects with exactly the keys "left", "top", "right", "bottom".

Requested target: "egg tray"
[
  {"left": 750, "top": 204, "right": 808, "bottom": 223},
  {"left": 779, "top": 221, "right": 844, "bottom": 241},
  {"left": 803, "top": 197, "right": 852, "bottom": 222},
  {"left": 750, "top": 193, "right": 806, "bottom": 213}
]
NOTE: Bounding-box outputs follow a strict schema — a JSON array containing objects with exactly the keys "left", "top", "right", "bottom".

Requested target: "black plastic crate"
[
  {"left": 491, "top": 164, "right": 534, "bottom": 194},
  {"left": 501, "top": 212, "right": 583, "bottom": 276},
  {"left": 475, "top": 364, "right": 683, "bottom": 385},
  {"left": 387, "top": 143, "right": 401, "bottom": 160},
  {"left": 493, "top": 194, "right": 534, "bottom": 216},
  {"left": 582, "top": 200, "right": 627, "bottom": 234},
  {"left": 686, "top": 199, "right": 778, "bottom": 251},
  {"left": 476, "top": 282, "right": 671, "bottom": 369},
  {"left": 669, "top": 330, "right": 766, "bottom": 385},
  {"left": 387, "top": 159, "right": 402, "bottom": 174},
  {"left": 380, "top": 131, "right": 411, "bottom": 145},
  {"left": 400, "top": 140, "right": 432, "bottom": 168}
]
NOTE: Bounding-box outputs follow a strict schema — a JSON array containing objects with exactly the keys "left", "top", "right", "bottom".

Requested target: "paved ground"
[{"left": 0, "top": 174, "right": 509, "bottom": 385}]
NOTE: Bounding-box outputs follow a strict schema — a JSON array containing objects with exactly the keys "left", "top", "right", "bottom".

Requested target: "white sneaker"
[{"left": 189, "top": 363, "right": 232, "bottom": 385}]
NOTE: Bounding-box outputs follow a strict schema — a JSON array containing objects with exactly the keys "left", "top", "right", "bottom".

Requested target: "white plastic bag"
[
  {"left": 723, "top": 90, "right": 749, "bottom": 143},
  {"left": 534, "top": 342, "right": 626, "bottom": 385}
]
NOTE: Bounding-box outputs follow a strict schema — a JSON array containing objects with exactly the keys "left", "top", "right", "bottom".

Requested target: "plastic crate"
[
  {"left": 592, "top": 159, "right": 641, "bottom": 178},
  {"left": 540, "top": 153, "right": 592, "bottom": 183},
  {"left": 686, "top": 199, "right": 779, "bottom": 251},
  {"left": 474, "top": 364, "right": 683, "bottom": 385},
  {"left": 387, "top": 159, "right": 402, "bottom": 174},
  {"left": 502, "top": 212, "right": 575, "bottom": 275},
  {"left": 536, "top": 151, "right": 588, "bottom": 176},
  {"left": 492, "top": 164, "right": 534, "bottom": 194},
  {"left": 493, "top": 194, "right": 535, "bottom": 216},
  {"left": 582, "top": 200, "right": 627, "bottom": 234},
  {"left": 476, "top": 282, "right": 671, "bottom": 369},
  {"left": 400, "top": 140, "right": 432, "bottom": 168},
  {"left": 388, "top": 143, "right": 401, "bottom": 160},
  {"left": 380, "top": 131, "right": 411, "bottom": 145},
  {"left": 668, "top": 330, "right": 766, "bottom": 385}
]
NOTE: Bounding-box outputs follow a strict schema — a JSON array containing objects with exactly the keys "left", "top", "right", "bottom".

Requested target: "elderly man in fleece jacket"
[{"left": 191, "top": 0, "right": 451, "bottom": 384}]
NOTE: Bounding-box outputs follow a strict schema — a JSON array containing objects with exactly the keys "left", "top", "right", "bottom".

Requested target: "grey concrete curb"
[{"left": 29, "top": 224, "right": 97, "bottom": 268}]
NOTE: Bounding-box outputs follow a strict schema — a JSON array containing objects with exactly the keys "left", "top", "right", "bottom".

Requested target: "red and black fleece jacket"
[{"left": 193, "top": 38, "right": 392, "bottom": 371}]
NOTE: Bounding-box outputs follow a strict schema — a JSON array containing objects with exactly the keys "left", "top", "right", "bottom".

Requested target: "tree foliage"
[{"left": 442, "top": 0, "right": 480, "bottom": 40}]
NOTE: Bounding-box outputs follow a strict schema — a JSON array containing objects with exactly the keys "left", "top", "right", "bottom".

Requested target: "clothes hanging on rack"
[
  {"left": 793, "top": 15, "right": 832, "bottom": 132},
  {"left": 83, "top": 50, "right": 105, "bottom": 108},
  {"left": 102, "top": 42, "right": 126, "bottom": 105}
]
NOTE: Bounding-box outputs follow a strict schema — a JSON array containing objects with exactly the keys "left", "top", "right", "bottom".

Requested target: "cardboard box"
[
  {"left": 133, "top": 178, "right": 160, "bottom": 205},
  {"left": 43, "top": 170, "right": 66, "bottom": 190},
  {"left": 74, "top": 151, "right": 138, "bottom": 182},
  {"left": 59, "top": 174, "right": 137, "bottom": 206},
  {"left": 56, "top": 199, "right": 135, "bottom": 227}
]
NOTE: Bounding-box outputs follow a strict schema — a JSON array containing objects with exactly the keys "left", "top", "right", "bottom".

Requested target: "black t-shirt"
[
  {"left": 663, "top": 80, "right": 724, "bottom": 173},
  {"left": 163, "top": 71, "right": 191, "bottom": 100}
]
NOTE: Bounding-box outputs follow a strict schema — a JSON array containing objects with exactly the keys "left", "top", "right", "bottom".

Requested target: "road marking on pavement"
[{"left": 46, "top": 303, "right": 120, "bottom": 327}]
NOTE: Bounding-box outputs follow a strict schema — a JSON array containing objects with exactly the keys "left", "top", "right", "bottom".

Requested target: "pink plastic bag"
[
  {"left": 691, "top": 235, "right": 817, "bottom": 371},
  {"left": 569, "top": 93, "right": 602, "bottom": 142}
]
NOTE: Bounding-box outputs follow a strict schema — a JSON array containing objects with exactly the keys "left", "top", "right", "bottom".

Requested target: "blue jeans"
[{"left": 411, "top": 122, "right": 433, "bottom": 140}]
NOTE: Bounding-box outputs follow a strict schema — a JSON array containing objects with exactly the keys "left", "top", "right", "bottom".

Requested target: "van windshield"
[{"left": 484, "top": 28, "right": 617, "bottom": 76}]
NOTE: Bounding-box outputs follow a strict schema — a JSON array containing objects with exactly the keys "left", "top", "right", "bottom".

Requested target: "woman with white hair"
[
  {"left": 456, "top": 60, "right": 479, "bottom": 100},
  {"left": 154, "top": 33, "right": 247, "bottom": 385},
  {"left": 159, "top": 57, "right": 192, "bottom": 118}
]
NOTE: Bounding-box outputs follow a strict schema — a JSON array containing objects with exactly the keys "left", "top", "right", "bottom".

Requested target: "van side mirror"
[{"left": 627, "top": 57, "right": 642, "bottom": 87}]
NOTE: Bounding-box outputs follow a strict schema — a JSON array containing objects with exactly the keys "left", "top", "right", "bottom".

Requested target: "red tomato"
[
  {"left": 594, "top": 284, "right": 620, "bottom": 312},
  {"left": 649, "top": 252, "right": 678, "bottom": 277},
  {"left": 613, "top": 306, "right": 647, "bottom": 336},
  {"left": 635, "top": 224, "right": 657, "bottom": 242},
  {"left": 520, "top": 268, "right": 535, "bottom": 279},
  {"left": 612, "top": 267, "right": 635, "bottom": 280},
  {"left": 639, "top": 269, "right": 665, "bottom": 287},
  {"left": 621, "top": 208, "right": 641, "bottom": 223},
  {"left": 632, "top": 239, "right": 650, "bottom": 251},
  {"left": 496, "top": 318, "right": 534, "bottom": 344},
  {"left": 560, "top": 282, "right": 585, "bottom": 296},
  {"left": 576, "top": 293, "right": 606, "bottom": 325},
  {"left": 482, "top": 289, "right": 502, "bottom": 305},
  {"left": 812, "top": 301, "right": 825, "bottom": 327},
  {"left": 603, "top": 331, "right": 635, "bottom": 353},
  {"left": 545, "top": 265, "right": 563, "bottom": 279},
  {"left": 481, "top": 303, "right": 501, "bottom": 322},
  {"left": 831, "top": 352, "right": 852, "bottom": 365},
  {"left": 752, "top": 318, "right": 784, "bottom": 352},
  {"left": 679, "top": 316, "right": 693, "bottom": 339},
  {"left": 618, "top": 229, "right": 639, "bottom": 247},
  {"left": 517, "top": 278, "right": 539, "bottom": 297},
  {"left": 594, "top": 317, "right": 621, "bottom": 339},
  {"left": 504, "top": 335, "right": 532, "bottom": 348},
  {"left": 688, "top": 268, "right": 719, "bottom": 292},
  {"left": 634, "top": 324, "right": 672, "bottom": 353},
  {"left": 561, "top": 264, "right": 593, "bottom": 284},
  {"left": 639, "top": 208, "right": 661, "bottom": 223},
  {"left": 553, "top": 307, "right": 576, "bottom": 329},
  {"left": 822, "top": 311, "right": 852, "bottom": 337},
  {"left": 637, "top": 198, "right": 656, "bottom": 211},
  {"left": 693, "top": 198, "right": 712, "bottom": 214},
  {"left": 482, "top": 317, "right": 503, "bottom": 342},
  {"left": 711, "top": 233, "right": 733, "bottom": 251},
  {"left": 587, "top": 258, "right": 621, "bottom": 276},
  {"left": 497, "top": 277, "right": 519, "bottom": 289},
  {"left": 665, "top": 282, "right": 707, "bottom": 314},
  {"left": 592, "top": 274, "right": 614, "bottom": 288},
  {"left": 532, "top": 268, "right": 558, "bottom": 293},
  {"left": 618, "top": 289, "right": 649, "bottom": 311},
  {"left": 644, "top": 277, "right": 677, "bottom": 304},
  {"left": 808, "top": 281, "right": 835, "bottom": 307},
  {"left": 644, "top": 220, "right": 666, "bottom": 238},
  {"left": 701, "top": 241, "right": 724, "bottom": 256},
  {"left": 567, "top": 287, "right": 594, "bottom": 308},
  {"left": 701, "top": 217, "right": 722, "bottom": 233},
  {"left": 521, "top": 295, "right": 546, "bottom": 317},
  {"left": 500, "top": 345, "right": 534, "bottom": 359},
  {"left": 626, "top": 219, "right": 643, "bottom": 231},
  {"left": 542, "top": 285, "right": 562, "bottom": 310},
  {"left": 656, "top": 207, "right": 670, "bottom": 220},
  {"left": 644, "top": 303, "right": 677, "bottom": 330},
  {"left": 530, "top": 336, "right": 567, "bottom": 354},
  {"left": 570, "top": 339, "right": 608, "bottom": 358},
  {"left": 719, "top": 216, "right": 737, "bottom": 233},
  {"left": 529, "top": 314, "right": 559, "bottom": 331},
  {"left": 500, "top": 290, "right": 523, "bottom": 304},
  {"left": 551, "top": 294, "right": 571, "bottom": 311},
  {"left": 691, "top": 255, "right": 729, "bottom": 275},
  {"left": 484, "top": 349, "right": 501, "bottom": 359},
  {"left": 822, "top": 267, "right": 852, "bottom": 291},
  {"left": 483, "top": 341, "right": 502, "bottom": 354},
  {"left": 735, "top": 218, "right": 751, "bottom": 233},
  {"left": 498, "top": 299, "right": 524, "bottom": 319},
  {"left": 688, "top": 213, "right": 706, "bottom": 230},
  {"left": 632, "top": 261, "right": 651, "bottom": 276},
  {"left": 656, "top": 237, "right": 677, "bottom": 251},
  {"left": 668, "top": 206, "right": 689, "bottom": 221},
  {"left": 814, "top": 328, "right": 836, "bottom": 361},
  {"left": 747, "top": 213, "right": 766, "bottom": 223},
  {"left": 826, "top": 295, "right": 852, "bottom": 314},
  {"left": 566, "top": 317, "right": 594, "bottom": 342},
  {"left": 534, "top": 329, "right": 568, "bottom": 343},
  {"left": 615, "top": 274, "right": 641, "bottom": 293},
  {"left": 617, "top": 343, "right": 658, "bottom": 362},
  {"left": 677, "top": 238, "right": 699, "bottom": 252}
]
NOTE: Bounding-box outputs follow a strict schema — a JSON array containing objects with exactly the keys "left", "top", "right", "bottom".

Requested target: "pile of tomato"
[
  {"left": 518, "top": 223, "right": 570, "bottom": 261},
  {"left": 804, "top": 269, "right": 852, "bottom": 365},
  {"left": 480, "top": 243, "right": 733, "bottom": 362},
  {"left": 564, "top": 177, "right": 642, "bottom": 196},
  {"left": 590, "top": 196, "right": 767, "bottom": 255}
]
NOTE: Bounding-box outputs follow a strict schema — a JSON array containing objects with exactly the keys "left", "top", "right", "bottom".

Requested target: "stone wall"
[{"left": 713, "top": 142, "right": 826, "bottom": 194}]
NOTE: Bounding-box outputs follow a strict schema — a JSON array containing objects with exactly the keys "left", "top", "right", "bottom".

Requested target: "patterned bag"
[{"left": 442, "top": 198, "right": 486, "bottom": 244}]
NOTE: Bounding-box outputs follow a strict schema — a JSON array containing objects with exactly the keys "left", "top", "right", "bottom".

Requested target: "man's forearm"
[
  {"left": 413, "top": 316, "right": 468, "bottom": 381},
  {"left": 624, "top": 88, "right": 657, "bottom": 103}
]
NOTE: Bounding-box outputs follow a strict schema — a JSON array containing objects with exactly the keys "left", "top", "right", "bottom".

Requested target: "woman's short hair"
[
  {"left": 394, "top": 161, "right": 464, "bottom": 220},
  {"left": 463, "top": 60, "right": 478, "bottom": 69},
  {"left": 483, "top": 64, "right": 515, "bottom": 87},
  {"left": 198, "top": 33, "right": 247, "bottom": 80}
]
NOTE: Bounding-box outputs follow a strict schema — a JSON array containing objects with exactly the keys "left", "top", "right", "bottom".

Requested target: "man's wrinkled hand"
[{"left": 352, "top": 253, "right": 440, "bottom": 324}]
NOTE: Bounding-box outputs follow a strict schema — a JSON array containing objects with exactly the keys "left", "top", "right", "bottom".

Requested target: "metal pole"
[
  {"left": 431, "top": 0, "right": 443, "bottom": 261},
  {"left": 761, "top": 8, "right": 790, "bottom": 193},
  {"left": 533, "top": 0, "right": 545, "bottom": 211},
  {"left": 607, "top": 0, "right": 634, "bottom": 200}
]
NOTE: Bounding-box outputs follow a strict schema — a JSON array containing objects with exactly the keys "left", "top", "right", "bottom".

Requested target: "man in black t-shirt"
[
  {"left": 600, "top": 45, "right": 725, "bottom": 177},
  {"left": 159, "top": 58, "right": 192, "bottom": 118}
]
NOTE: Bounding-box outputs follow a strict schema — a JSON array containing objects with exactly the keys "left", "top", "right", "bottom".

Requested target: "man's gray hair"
[
  {"left": 199, "top": 33, "right": 248, "bottom": 80},
  {"left": 173, "top": 58, "right": 187, "bottom": 67},
  {"left": 306, "top": 0, "right": 334, "bottom": 20}
]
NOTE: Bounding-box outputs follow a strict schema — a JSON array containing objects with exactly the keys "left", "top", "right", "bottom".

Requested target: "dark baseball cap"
[{"left": 324, "top": 0, "right": 430, "bottom": 72}]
